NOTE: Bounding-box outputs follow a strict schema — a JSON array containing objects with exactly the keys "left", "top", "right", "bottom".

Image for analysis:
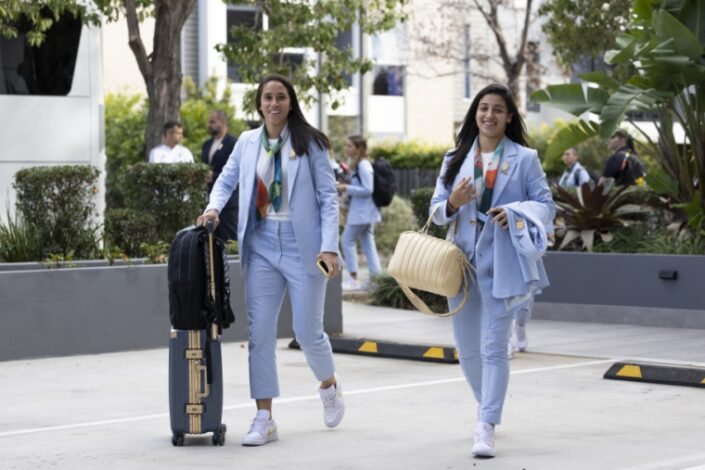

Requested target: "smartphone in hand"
[{"left": 316, "top": 259, "right": 331, "bottom": 278}]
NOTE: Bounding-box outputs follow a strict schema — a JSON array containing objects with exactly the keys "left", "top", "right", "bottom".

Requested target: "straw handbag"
[{"left": 387, "top": 210, "right": 473, "bottom": 317}]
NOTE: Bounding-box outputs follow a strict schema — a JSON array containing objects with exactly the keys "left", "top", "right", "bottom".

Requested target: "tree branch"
[
  {"left": 472, "top": 0, "right": 512, "bottom": 69},
  {"left": 515, "top": 0, "right": 533, "bottom": 68},
  {"left": 125, "top": 0, "right": 152, "bottom": 86}
]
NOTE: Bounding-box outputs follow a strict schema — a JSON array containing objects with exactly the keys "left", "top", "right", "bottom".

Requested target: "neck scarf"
[
  {"left": 256, "top": 127, "right": 288, "bottom": 220},
  {"left": 473, "top": 138, "right": 505, "bottom": 215}
]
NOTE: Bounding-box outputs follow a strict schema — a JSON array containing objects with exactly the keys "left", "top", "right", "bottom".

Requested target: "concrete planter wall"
[
  {"left": 534, "top": 252, "right": 705, "bottom": 329},
  {"left": 0, "top": 259, "right": 341, "bottom": 361}
]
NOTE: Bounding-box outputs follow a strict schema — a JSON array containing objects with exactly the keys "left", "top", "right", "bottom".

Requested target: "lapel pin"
[
  {"left": 289, "top": 149, "right": 297, "bottom": 160},
  {"left": 501, "top": 162, "right": 509, "bottom": 174},
  {"left": 516, "top": 219, "right": 525, "bottom": 230}
]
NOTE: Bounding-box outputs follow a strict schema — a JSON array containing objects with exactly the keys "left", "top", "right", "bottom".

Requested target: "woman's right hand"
[
  {"left": 448, "top": 177, "right": 477, "bottom": 209},
  {"left": 197, "top": 209, "right": 220, "bottom": 229}
]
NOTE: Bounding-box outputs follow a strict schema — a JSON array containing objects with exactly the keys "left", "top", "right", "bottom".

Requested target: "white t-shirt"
[
  {"left": 148, "top": 144, "right": 194, "bottom": 164},
  {"left": 256, "top": 138, "right": 291, "bottom": 221}
]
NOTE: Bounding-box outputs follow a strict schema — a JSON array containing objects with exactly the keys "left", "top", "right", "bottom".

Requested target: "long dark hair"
[
  {"left": 255, "top": 74, "right": 330, "bottom": 155},
  {"left": 442, "top": 84, "right": 527, "bottom": 188}
]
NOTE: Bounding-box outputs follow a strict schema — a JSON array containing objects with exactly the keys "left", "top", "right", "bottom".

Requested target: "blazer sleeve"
[
  {"left": 309, "top": 145, "right": 340, "bottom": 254},
  {"left": 430, "top": 154, "right": 460, "bottom": 225},
  {"left": 345, "top": 160, "right": 374, "bottom": 197},
  {"left": 205, "top": 138, "right": 242, "bottom": 214},
  {"left": 523, "top": 150, "right": 556, "bottom": 228}
]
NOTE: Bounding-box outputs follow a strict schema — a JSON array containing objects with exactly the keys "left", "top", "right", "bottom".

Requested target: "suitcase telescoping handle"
[{"left": 205, "top": 220, "right": 218, "bottom": 340}]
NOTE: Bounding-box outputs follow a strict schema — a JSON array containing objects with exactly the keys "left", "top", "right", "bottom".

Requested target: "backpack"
[
  {"left": 573, "top": 167, "right": 599, "bottom": 187},
  {"left": 167, "top": 225, "right": 235, "bottom": 332},
  {"left": 371, "top": 158, "right": 395, "bottom": 207}
]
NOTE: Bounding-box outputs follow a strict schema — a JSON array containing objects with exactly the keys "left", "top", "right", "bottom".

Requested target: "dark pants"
[{"left": 217, "top": 207, "right": 238, "bottom": 242}]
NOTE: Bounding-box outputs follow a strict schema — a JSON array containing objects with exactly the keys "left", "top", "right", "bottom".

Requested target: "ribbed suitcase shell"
[{"left": 169, "top": 329, "right": 225, "bottom": 445}]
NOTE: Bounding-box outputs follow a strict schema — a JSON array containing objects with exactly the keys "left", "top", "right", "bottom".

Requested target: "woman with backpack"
[
  {"left": 337, "top": 135, "right": 382, "bottom": 291},
  {"left": 198, "top": 74, "right": 344, "bottom": 446}
]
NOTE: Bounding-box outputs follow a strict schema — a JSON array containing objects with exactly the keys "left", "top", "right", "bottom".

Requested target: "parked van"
[{"left": 0, "top": 14, "right": 104, "bottom": 221}]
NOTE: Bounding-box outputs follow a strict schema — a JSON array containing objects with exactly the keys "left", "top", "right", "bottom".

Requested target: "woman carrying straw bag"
[{"left": 429, "top": 84, "right": 554, "bottom": 458}]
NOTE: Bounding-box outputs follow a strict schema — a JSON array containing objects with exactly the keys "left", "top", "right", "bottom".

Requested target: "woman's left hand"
[
  {"left": 318, "top": 252, "right": 340, "bottom": 278},
  {"left": 488, "top": 207, "right": 509, "bottom": 230},
  {"left": 336, "top": 183, "right": 347, "bottom": 194}
]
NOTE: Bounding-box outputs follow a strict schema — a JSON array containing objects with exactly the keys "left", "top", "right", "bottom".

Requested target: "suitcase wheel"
[
  {"left": 212, "top": 424, "right": 227, "bottom": 446},
  {"left": 172, "top": 432, "right": 185, "bottom": 446}
]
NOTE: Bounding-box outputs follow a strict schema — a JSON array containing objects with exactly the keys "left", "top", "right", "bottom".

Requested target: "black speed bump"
[
  {"left": 289, "top": 337, "right": 458, "bottom": 364},
  {"left": 604, "top": 362, "right": 705, "bottom": 388}
]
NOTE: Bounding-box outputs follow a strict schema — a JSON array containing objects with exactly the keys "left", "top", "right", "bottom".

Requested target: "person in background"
[
  {"left": 599, "top": 129, "right": 644, "bottom": 187},
  {"left": 198, "top": 74, "right": 344, "bottom": 447},
  {"left": 202, "top": 110, "right": 238, "bottom": 241},
  {"left": 337, "top": 135, "right": 382, "bottom": 291},
  {"left": 557, "top": 147, "right": 591, "bottom": 189},
  {"left": 148, "top": 121, "right": 194, "bottom": 164},
  {"left": 429, "top": 84, "right": 555, "bottom": 458}
]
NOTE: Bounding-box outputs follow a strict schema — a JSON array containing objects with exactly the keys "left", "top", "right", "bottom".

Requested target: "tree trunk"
[{"left": 125, "top": 0, "right": 197, "bottom": 160}]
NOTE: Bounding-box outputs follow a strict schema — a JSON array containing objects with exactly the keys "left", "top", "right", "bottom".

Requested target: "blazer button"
[{"left": 469, "top": 219, "right": 476, "bottom": 225}]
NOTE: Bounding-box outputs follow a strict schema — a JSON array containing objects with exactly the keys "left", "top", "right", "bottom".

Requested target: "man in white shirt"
[
  {"left": 148, "top": 121, "right": 194, "bottom": 163},
  {"left": 558, "top": 147, "right": 591, "bottom": 188}
]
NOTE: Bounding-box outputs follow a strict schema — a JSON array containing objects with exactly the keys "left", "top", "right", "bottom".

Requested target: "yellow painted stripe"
[
  {"left": 358, "top": 341, "right": 378, "bottom": 353},
  {"left": 617, "top": 364, "right": 643, "bottom": 379},
  {"left": 701, "top": 377, "right": 705, "bottom": 384},
  {"left": 423, "top": 347, "right": 445, "bottom": 359},
  {"left": 453, "top": 349, "right": 458, "bottom": 361}
]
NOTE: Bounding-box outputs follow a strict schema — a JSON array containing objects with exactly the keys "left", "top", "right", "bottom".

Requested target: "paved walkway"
[{"left": 1, "top": 301, "right": 704, "bottom": 470}]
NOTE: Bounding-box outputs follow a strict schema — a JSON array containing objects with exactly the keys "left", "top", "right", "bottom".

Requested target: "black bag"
[
  {"left": 371, "top": 158, "right": 395, "bottom": 207},
  {"left": 168, "top": 225, "right": 235, "bottom": 331}
]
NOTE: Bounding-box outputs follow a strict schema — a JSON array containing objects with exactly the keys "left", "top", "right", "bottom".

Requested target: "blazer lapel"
[
  {"left": 240, "top": 130, "right": 261, "bottom": 205},
  {"left": 490, "top": 138, "right": 519, "bottom": 207}
]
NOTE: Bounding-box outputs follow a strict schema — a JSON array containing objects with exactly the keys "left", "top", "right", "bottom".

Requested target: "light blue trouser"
[
  {"left": 449, "top": 268, "right": 513, "bottom": 425},
  {"left": 513, "top": 297, "right": 534, "bottom": 326},
  {"left": 245, "top": 219, "right": 336, "bottom": 399},
  {"left": 341, "top": 223, "right": 382, "bottom": 277}
]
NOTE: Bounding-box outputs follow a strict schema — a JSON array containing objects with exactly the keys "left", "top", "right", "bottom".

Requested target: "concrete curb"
[
  {"left": 289, "top": 336, "right": 458, "bottom": 364},
  {"left": 603, "top": 362, "right": 705, "bottom": 388}
]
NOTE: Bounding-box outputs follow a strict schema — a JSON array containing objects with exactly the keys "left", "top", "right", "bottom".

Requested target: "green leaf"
[
  {"left": 652, "top": 10, "right": 704, "bottom": 59},
  {"left": 644, "top": 168, "right": 679, "bottom": 197},
  {"left": 544, "top": 120, "right": 600, "bottom": 160},
  {"left": 533, "top": 84, "right": 592, "bottom": 116},
  {"left": 605, "top": 36, "right": 637, "bottom": 65},
  {"left": 578, "top": 72, "right": 619, "bottom": 92}
]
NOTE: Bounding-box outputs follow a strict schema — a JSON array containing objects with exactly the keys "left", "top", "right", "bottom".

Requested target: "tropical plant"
[
  {"left": 554, "top": 179, "right": 652, "bottom": 251},
  {"left": 368, "top": 274, "right": 447, "bottom": 312},
  {"left": 0, "top": 207, "right": 42, "bottom": 262},
  {"left": 532, "top": 0, "right": 705, "bottom": 230},
  {"left": 374, "top": 196, "right": 416, "bottom": 256}
]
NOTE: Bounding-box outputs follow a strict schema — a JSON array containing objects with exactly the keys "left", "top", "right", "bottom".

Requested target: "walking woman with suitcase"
[
  {"left": 198, "top": 74, "right": 344, "bottom": 446},
  {"left": 429, "top": 84, "right": 554, "bottom": 458}
]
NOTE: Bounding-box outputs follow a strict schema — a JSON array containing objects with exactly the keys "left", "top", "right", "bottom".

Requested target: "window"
[
  {"left": 371, "top": 22, "right": 406, "bottom": 96},
  {"left": 372, "top": 65, "right": 404, "bottom": 96},
  {"left": 335, "top": 29, "right": 353, "bottom": 86},
  {"left": 0, "top": 13, "right": 81, "bottom": 95},
  {"left": 226, "top": 6, "right": 260, "bottom": 83}
]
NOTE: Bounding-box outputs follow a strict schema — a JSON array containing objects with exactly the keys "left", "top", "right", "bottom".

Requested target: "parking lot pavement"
[{"left": 1, "top": 302, "right": 704, "bottom": 469}]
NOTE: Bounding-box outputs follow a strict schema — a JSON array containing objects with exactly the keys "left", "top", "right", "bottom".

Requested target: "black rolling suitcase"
[{"left": 168, "top": 221, "right": 235, "bottom": 446}]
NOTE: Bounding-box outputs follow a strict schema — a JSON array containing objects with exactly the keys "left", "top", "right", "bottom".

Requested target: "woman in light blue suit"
[
  {"left": 199, "top": 74, "right": 344, "bottom": 446},
  {"left": 338, "top": 135, "right": 382, "bottom": 291},
  {"left": 430, "top": 84, "right": 554, "bottom": 458}
]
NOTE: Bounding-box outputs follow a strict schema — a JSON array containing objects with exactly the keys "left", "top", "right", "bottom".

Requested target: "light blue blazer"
[
  {"left": 206, "top": 126, "right": 339, "bottom": 276},
  {"left": 345, "top": 159, "right": 382, "bottom": 226},
  {"left": 430, "top": 136, "right": 555, "bottom": 282}
]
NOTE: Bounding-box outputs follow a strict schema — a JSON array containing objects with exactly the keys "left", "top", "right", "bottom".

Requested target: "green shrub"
[
  {"left": 369, "top": 274, "right": 448, "bottom": 312},
  {"left": 409, "top": 187, "right": 447, "bottom": 238},
  {"left": 327, "top": 115, "right": 359, "bottom": 160},
  {"left": 0, "top": 207, "right": 43, "bottom": 262},
  {"left": 105, "top": 93, "right": 148, "bottom": 209},
  {"left": 375, "top": 196, "right": 416, "bottom": 257},
  {"left": 114, "top": 163, "right": 209, "bottom": 249},
  {"left": 14, "top": 165, "right": 100, "bottom": 259},
  {"left": 370, "top": 141, "right": 451, "bottom": 169},
  {"left": 593, "top": 223, "right": 705, "bottom": 255},
  {"left": 103, "top": 208, "right": 158, "bottom": 257}
]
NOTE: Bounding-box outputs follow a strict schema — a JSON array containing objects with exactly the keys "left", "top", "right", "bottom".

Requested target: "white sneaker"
[
  {"left": 515, "top": 323, "right": 528, "bottom": 352},
  {"left": 241, "top": 409, "right": 278, "bottom": 446},
  {"left": 507, "top": 340, "right": 517, "bottom": 360},
  {"left": 342, "top": 279, "right": 362, "bottom": 291},
  {"left": 319, "top": 375, "right": 345, "bottom": 428},
  {"left": 472, "top": 421, "right": 496, "bottom": 458}
]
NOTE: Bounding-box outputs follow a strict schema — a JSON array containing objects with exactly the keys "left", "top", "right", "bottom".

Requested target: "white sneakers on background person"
[
  {"left": 341, "top": 278, "right": 362, "bottom": 291},
  {"left": 241, "top": 409, "right": 278, "bottom": 446},
  {"left": 319, "top": 374, "right": 345, "bottom": 428},
  {"left": 514, "top": 322, "right": 528, "bottom": 352}
]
